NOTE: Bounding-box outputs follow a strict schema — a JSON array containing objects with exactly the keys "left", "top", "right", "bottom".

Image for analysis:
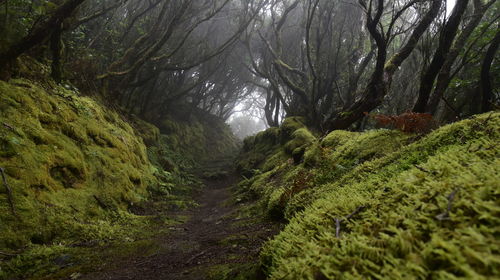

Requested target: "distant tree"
[{"left": 229, "top": 115, "right": 267, "bottom": 139}]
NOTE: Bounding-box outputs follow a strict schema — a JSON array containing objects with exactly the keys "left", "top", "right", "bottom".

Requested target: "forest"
[{"left": 0, "top": 0, "right": 498, "bottom": 279}]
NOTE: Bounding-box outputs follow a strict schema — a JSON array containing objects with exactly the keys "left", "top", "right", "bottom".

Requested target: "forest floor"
[{"left": 79, "top": 173, "right": 280, "bottom": 280}]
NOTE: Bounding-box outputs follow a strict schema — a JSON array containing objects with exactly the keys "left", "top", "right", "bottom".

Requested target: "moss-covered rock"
[
  {"left": 284, "top": 128, "right": 316, "bottom": 164},
  {"left": 0, "top": 78, "right": 158, "bottom": 250},
  {"left": 279, "top": 117, "right": 307, "bottom": 144},
  {"left": 236, "top": 118, "right": 319, "bottom": 216}
]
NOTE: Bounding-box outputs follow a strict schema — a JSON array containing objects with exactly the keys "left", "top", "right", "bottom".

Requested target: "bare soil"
[{"left": 80, "top": 174, "right": 280, "bottom": 280}]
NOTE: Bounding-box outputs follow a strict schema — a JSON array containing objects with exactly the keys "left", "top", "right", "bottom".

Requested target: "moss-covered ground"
[{"left": 237, "top": 112, "right": 500, "bottom": 279}]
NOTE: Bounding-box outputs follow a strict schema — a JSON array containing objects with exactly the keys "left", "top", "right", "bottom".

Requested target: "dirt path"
[{"left": 81, "top": 174, "right": 279, "bottom": 280}]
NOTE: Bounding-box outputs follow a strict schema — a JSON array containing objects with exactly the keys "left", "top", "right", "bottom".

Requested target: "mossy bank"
[{"left": 237, "top": 112, "right": 500, "bottom": 279}]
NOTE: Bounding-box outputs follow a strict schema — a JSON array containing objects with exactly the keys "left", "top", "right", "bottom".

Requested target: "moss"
[
  {"left": 237, "top": 127, "right": 282, "bottom": 174},
  {"left": 157, "top": 112, "right": 238, "bottom": 170},
  {"left": 261, "top": 151, "right": 288, "bottom": 172},
  {"left": 266, "top": 187, "right": 287, "bottom": 220},
  {"left": 130, "top": 115, "right": 160, "bottom": 146},
  {"left": 279, "top": 117, "right": 307, "bottom": 144},
  {"left": 320, "top": 130, "right": 357, "bottom": 148},
  {"left": 284, "top": 128, "right": 316, "bottom": 155},
  {"left": 0, "top": 78, "right": 158, "bottom": 252},
  {"left": 0, "top": 58, "right": 235, "bottom": 279},
  {"left": 207, "top": 263, "right": 264, "bottom": 280},
  {"left": 303, "top": 142, "right": 322, "bottom": 167},
  {"left": 236, "top": 122, "right": 319, "bottom": 218},
  {"left": 260, "top": 112, "right": 500, "bottom": 279},
  {"left": 0, "top": 135, "right": 18, "bottom": 157}
]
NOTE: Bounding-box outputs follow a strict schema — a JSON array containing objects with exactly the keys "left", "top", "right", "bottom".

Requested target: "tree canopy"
[{"left": 0, "top": 0, "right": 498, "bottom": 131}]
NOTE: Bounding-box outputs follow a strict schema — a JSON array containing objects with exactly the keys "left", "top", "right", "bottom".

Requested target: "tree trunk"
[
  {"left": 274, "top": 94, "right": 280, "bottom": 126},
  {"left": 0, "top": 0, "right": 86, "bottom": 70},
  {"left": 480, "top": 29, "right": 500, "bottom": 112},
  {"left": 50, "top": 23, "right": 63, "bottom": 83},
  {"left": 425, "top": 0, "right": 494, "bottom": 114},
  {"left": 412, "top": 0, "right": 469, "bottom": 113},
  {"left": 326, "top": 0, "right": 442, "bottom": 131}
]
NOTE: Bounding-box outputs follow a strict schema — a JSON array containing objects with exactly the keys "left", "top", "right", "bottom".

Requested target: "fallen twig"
[
  {"left": 335, "top": 218, "right": 341, "bottom": 238},
  {"left": 0, "top": 251, "right": 18, "bottom": 257},
  {"left": 345, "top": 205, "right": 367, "bottom": 220},
  {"left": 335, "top": 205, "right": 367, "bottom": 238},
  {"left": 2, "top": 122, "right": 14, "bottom": 130},
  {"left": 185, "top": 250, "right": 207, "bottom": 265},
  {"left": 435, "top": 188, "right": 459, "bottom": 221},
  {"left": 414, "top": 165, "right": 430, "bottom": 173},
  {"left": 93, "top": 195, "right": 108, "bottom": 209},
  {"left": 0, "top": 167, "right": 18, "bottom": 218},
  {"left": 481, "top": 112, "right": 494, "bottom": 126}
]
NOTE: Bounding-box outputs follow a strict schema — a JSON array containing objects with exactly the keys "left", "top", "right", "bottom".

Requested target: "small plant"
[{"left": 279, "top": 170, "right": 313, "bottom": 208}]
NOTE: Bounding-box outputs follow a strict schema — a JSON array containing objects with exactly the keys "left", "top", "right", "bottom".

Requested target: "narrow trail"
[{"left": 81, "top": 172, "right": 279, "bottom": 280}]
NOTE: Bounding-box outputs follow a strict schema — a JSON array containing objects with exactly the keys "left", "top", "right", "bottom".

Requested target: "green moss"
[
  {"left": 130, "top": 115, "right": 160, "bottom": 146},
  {"left": 0, "top": 58, "right": 237, "bottom": 279},
  {"left": 157, "top": 112, "right": 238, "bottom": 171},
  {"left": 260, "top": 112, "right": 500, "bottom": 279},
  {"left": 237, "top": 127, "right": 282, "bottom": 175},
  {"left": 284, "top": 128, "right": 316, "bottom": 155},
  {"left": 320, "top": 130, "right": 357, "bottom": 148},
  {"left": 0, "top": 78, "right": 158, "bottom": 252},
  {"left": 303, "top": 143, "right": 321, "bottom": 167},
  {"left": 0, "top": 135, "right": 18, "bottom": 157},
  {"left": 279, "top": 117, "right": 307, "bottom": 144},
  {"left": 207, "top": 263, "right": 264, "bottom": 280},
  {"left": 261, "top": 151, "right": 288, "bottom": 172}
]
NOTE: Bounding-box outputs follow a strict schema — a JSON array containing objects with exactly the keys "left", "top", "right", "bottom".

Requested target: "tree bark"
[
  {"left": 412, "top": 0, "right": 469, "bottom": 113},
  {"left": 326, "top": 0, "right": 442, "bottom": 131},
  {"left": 0, "top": 0, "right": 86, "bottom": 69},
  {"left": 480, "top": 28, "right": 500, "bottom": 112},
  {"left": 50, "top": 23, "right": 63, "bottom": 83},
  {"left": 426, "top": 0, "right": 494, "bottom": 114}
]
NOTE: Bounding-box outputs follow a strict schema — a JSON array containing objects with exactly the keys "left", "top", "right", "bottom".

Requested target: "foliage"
[
  {"left": 365, "top": 112, "right": 435, "bottom": 133},
  {"left": 158, "top": 109, "right": 239, "bottom": 171}
]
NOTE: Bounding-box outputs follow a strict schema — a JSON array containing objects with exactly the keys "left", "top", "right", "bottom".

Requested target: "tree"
[
  {"left": 0, "top": 0, "right": 87, "bottom": 69},
  {"left": 412, "top": 0, "right": 470, "bottom": 113},
  {"left": 480, "top": 28, "right": 500, "bottom": 112},
  {"left": 425, "top": 0, "right": 497, "bottom": 114}
]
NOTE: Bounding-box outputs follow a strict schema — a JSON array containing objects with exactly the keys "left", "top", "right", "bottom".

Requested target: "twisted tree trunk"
[
  {"left": 412, "top": 0, "right": 469, "bottom": 113},
  {"left": 0, "top": 0, "right": 86, "bottom": 70}
]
